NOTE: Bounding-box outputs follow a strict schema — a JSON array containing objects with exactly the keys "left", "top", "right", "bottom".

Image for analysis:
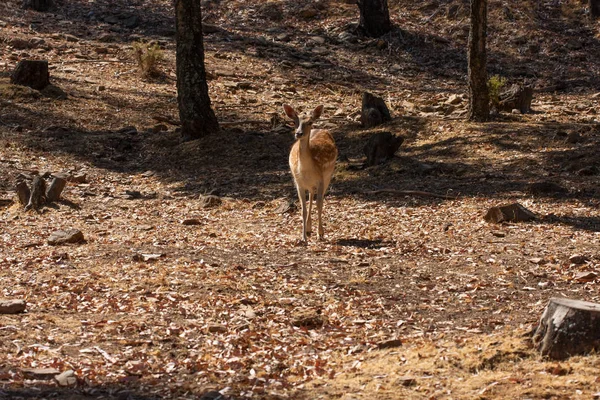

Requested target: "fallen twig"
[{"left": 363, "top": 189, "right": 458, "bottom": 200}]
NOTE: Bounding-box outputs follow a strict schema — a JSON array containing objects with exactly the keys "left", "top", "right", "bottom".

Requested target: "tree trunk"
[
  {"left": 358, "top": 0, "right": 391, "bottom": 37},
  {"left": 175, "top": 0, "right": 219, "bottom": 141},
  {"left": 23, "top": 0, "right": 52, "bottom": 12},
  {"left": 533, "top": 298, "right": 600, "bottom": 360},
  {"left": 467, "top": 0, "right": 489, "bottom": 122},
  {"left": 590, "top": 0, "right": 600, "bottom": 19}
]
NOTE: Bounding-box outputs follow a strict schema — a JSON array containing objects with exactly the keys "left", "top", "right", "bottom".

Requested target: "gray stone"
[{"left": 48, "top": 229, "right": 85, "bottom": 245}]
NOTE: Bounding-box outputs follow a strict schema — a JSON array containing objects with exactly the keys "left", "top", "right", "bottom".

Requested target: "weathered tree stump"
[
  {"left": 16, "top": 180, "right": 31, "bottom": 206},
  {"left": 11, "top": 60, "right": 50, "bottom": 90},
  {"left": 590, "top": 0, "right": 600, "bottom": 19},
  {"left": 484, "top": 202, "right": 536, "bottom": 223},
  {"left": 498, "top": 84, "right": 533, "bottom": 114},
  {"left": 357, "top": 0, "right": 391, "bottom": 37},
  {"left": 25, "top": 175, "right": 47, "bottom": 211},
  {"left": 360, "top": 92, "right": 391, "bottom": 128},
  {"left": 363, "top": 132, "right": 404, "bottom": 166},
  {"left": 46, "top": 176, "right": 67, "bottom": 203},
  {"left": 532, "top": 298, "right": 600, "bottom": 360},
  {"left": 22, "top": 0, "right": 52, "bottom": 11},
  {"left": 0, "top": 299, "right": 27, "bottom": 314}
]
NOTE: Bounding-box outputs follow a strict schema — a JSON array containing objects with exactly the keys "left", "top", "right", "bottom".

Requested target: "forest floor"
[{"left": 1, "top": 0, "right": 600, "bottom": 399}]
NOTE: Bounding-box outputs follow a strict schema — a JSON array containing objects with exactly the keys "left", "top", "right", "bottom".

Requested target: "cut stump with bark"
[
  {"left": 360, "top": 92, "right": 391, "bottom": 128},
  {"left": 498, "top": 84, "right": 533, "bottom": 114},
  {"left": 484, "top": 202, "right": 536, "bottom": 223},
  {"left": 11, "top": 60, "right": 50, "bottom": 90},
  {"left": 46, "top": 176, "right": 67, "bottom": 203},
  {"left": 533, "top": 298, "right": 600, "bottom": 360},
  {"left": 363, "top": 132, "right": 404, "bottom": 166},
  {"left": 16, "top": 180, "right": 31, "bottom": 206},
  {"left": 0, "top": 299, "right": 27, "bottom": 314},
  {"left": 25, "top": 175, "right": 47, "bottom": 211}
]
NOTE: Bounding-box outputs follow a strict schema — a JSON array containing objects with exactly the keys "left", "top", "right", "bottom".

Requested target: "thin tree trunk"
[
  {"left": 358, "top": 0, "right": 391, "bottom": 37},
  {"left": 468, "top": 0, "right": 489, "bottom": 122},
  {"left": 176, "top": 0, "right": 219, "bottom": 141}
]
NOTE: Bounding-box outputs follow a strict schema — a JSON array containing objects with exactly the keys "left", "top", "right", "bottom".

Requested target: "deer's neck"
[{"left": 297, "top": 134, "right": 313, "bottom": 163}]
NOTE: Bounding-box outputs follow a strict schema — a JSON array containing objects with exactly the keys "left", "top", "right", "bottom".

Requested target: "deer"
[{"left": 283, "top": 104, "right": 338, "bottom": 242}]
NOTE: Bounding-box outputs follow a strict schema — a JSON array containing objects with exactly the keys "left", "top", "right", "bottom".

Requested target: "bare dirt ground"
[{"left": 1, "top": 0, "right": 600, "bottom": 398}]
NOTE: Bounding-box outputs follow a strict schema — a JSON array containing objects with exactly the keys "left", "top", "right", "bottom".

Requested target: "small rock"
[
  {"left": 576, "top": 166, "right": 598, "bottom": 176},
  {"left": 203, "top": 23, "right": 220, "bottom": 34},
  {"left": 133, "top": 253, "right": 164, "bottom": 262},
  {"left": 138, "top": 225, "right": 154, "bottom": 231},
  {"left": 377, "top": 338, "right": 403, "bottom": 349},
  {"left": 566, "top": 131, "right": 582, "bottom": 144},
  {"left": 122, "top": 16, "right": 139, "bottom": 29},
  {"left": 529, "top": 257, "right": 547, "bottom": 265},
  {"left": 182, "top": 218, "right": 201, "bottom": 226},
  {"left": 299, "top": 8, "right": 318, "bottom": 19},
  {"left": 0, "top": 299, "right": 26, "bottom": 314},
  {"left": 491, "top": 230, "right": 506, "bottom": 237},
  {"left": 152, "top": 124, "right": 168, "bottom": 133},
  {"left": 310, "top": 36, "right": 326, "bottom": 45},
  {"left": 94, "top": 47, "right": 109, "bottom": 54},
  {"left": 63, "top": 34, "right": 79, "bottom": 43},
  {"left": 569, "top": 254, "right": 588, "bottom": 265},
  {"left": 117, "top": 126, "right": 137, "bottom": 135},
  {"left": 484, "top": 203, "right": 536, "bottom": 223},
  {"left": 207, "top": 324, "right": 227, "bottom": 333},
  {"left": 276, "top": 33, "right": 290, "bottom": 42},
  {"left": 395, "top": 376, "right": 417, "bottom": 387},
  {"left": 55, "top": 370, "right": 77, "bottom": 386},
  {"left": 292, "top": 308, "right": 323, "bottom": 329},
  {"left": 48, "top": 229, "right": 85, "bottom": 245},
  {"left": 528, "top": 181, "right": 568, "bottom": 195},
  {"left": 22, "top": 368, "right": 60, "bottom": 379},
  {"left": 69, "top": 173, "right": 87, "bottom": 183},
  {"left": 574, "top": 271, "right": 597, "bottom": 282},
  {"left": 275, "top": 199, "right": 297, "bottom": 214},
  {"left": 199, "top": 391, "right": 227, "bottom": 400},
  {"left": 446, "top": 94, "right": 463, "bottom": 105},
  {"left": 9, "top": 38, "right": 32, "bottom": 50}
]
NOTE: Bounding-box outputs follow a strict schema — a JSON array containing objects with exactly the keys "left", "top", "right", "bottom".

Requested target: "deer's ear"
[
  {"left": 312, "top": 105, "right": 324, "bottom": 120},
  {"left": 283, "top": 104, "right": 297, "bottom": 120}
]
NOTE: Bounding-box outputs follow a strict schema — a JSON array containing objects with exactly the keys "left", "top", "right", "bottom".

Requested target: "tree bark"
[
  {"left": 590, "top": 0, "right": 600, "bottom": 19},
  {"left": 23, "top": 0, "right": 52, "bottom": 12},
  {"left": 467, "top": 0, "right": 489, "bottom": 122},
  {"left": 533, "top": 298, "right": 600, "bottom": 360},
  {"left": 175, "top": 0, "right": 219, "bottom": 141},
  {"left": 358, "top": 0, "right": 391, "bottom": 37}
]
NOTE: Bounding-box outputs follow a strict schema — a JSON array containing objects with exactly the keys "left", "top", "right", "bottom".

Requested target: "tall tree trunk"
[
  {"left": 358, "top": 0, "right": 391, "bottom": 37},
  {"left": 591, "top": 0, "right": 600, "bottom": 19},
  {"left": 176, "top": 0, "right": 219, "bottom": 141},
  {"left": 467, "top": 0, "right": 489, "bottom": 122}
]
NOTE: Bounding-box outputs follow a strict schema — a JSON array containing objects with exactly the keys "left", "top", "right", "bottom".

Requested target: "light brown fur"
[{"left": 284, "top": 104, "right": 338, "bottom": 242}]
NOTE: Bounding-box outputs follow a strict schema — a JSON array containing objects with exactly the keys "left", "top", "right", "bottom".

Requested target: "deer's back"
[{"left": 289, "top": 129, "right": 337, "bottom": 189}]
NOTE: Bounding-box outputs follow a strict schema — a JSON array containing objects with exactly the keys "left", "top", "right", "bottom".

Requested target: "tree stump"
[
  {"left": 360, "top": 92, "right": 391, "bottom": 128},
  {"left": 23, "top": 0, "right": 52, "bottom": 11},
  {"left": 25, "top": 175, "right": 47, "bottom": 211},
  {"left": 16, "top": 180, "right": 31, "bottom": 206},
  {"left": 590, "top": 0, "right": 600, "bottom": 19},
  {"left": 484, "top": 202, "right": 536, "bottom": 223},
  {"left": 532, "top": 298, "right": 600, "bottom": 360},
  {"left": 357, "top": 0, "right": 391, "bottom": 37},
  {"left": 363, "top": 132, "right": 404, "bottom": 166},
  {"left": 11, "top": 60, "right": 50, "bottom": 90},
  {"left": 46, "top": 176, "right": 67, "bottom": 203},
  {"left": 498, "top": 84, "right": 533, "bottom": 114}
]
